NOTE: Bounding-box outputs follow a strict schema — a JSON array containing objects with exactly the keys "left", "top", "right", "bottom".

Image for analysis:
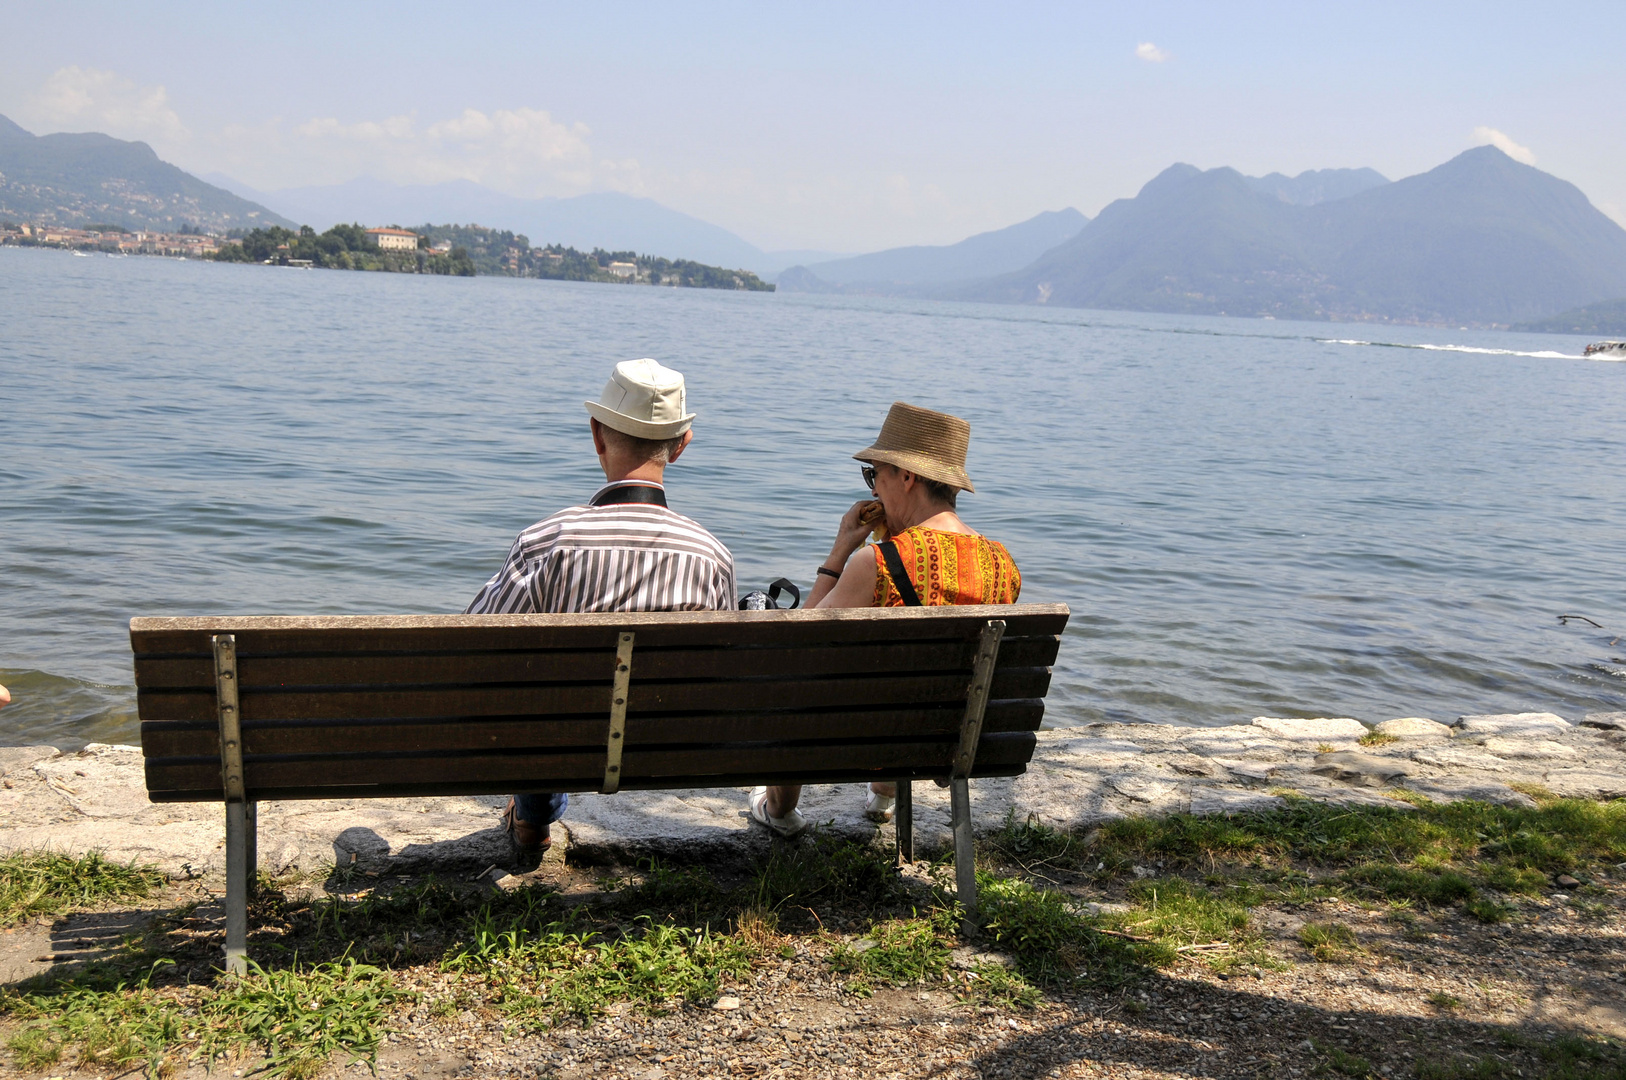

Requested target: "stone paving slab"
[{"left": 2, "top": 712, "right": 1623, "bottom": 880}]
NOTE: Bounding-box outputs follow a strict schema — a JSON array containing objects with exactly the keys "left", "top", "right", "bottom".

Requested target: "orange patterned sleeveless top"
[{"left": 870, "top": 525, "right": 1022, "bottom": 607}]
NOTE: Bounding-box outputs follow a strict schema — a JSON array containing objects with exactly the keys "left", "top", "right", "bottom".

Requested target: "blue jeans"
[{"left": 514, "top": 792, "right": 569, "bottom": 826}]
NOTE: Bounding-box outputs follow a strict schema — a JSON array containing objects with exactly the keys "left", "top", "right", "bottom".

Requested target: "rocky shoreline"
[{"left": 3, "top": 711, "right": 1622, "bottom": 879}]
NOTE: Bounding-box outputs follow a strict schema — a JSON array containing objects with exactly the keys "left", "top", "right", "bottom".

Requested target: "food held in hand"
[{"left": 859, "top": 500, "right": 889, "bottom": 541}]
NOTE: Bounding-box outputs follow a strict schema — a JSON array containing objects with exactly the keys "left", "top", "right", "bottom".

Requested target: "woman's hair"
[{"left": 921, "top": 477, "right": 959, "bottom": 509}]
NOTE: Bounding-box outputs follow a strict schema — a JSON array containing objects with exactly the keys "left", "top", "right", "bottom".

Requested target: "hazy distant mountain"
[
  {"left": 1244, "top": 167, "right": 1390, "bottom": 206},
  {"left": 955, "top": 147, "right": 1626, "bottom": 326},
  {"left": 778, "top": 208, "right": 1089, "bottom": 292},
  {"left": 1512, "top": 297, "right": 1626, "bottom": 335},
  {"left": 0, "top": 114, "right": 292, "bottom": 232}
]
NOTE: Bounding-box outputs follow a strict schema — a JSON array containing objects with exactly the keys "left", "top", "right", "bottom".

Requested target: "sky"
[{"left": 3, "top": 1, "right": 1623, "bottom": 253}]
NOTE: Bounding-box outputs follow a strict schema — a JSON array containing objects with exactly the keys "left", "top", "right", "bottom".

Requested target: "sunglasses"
[{"left": 860, "top": 464, "right": 877, "bottom": 490}]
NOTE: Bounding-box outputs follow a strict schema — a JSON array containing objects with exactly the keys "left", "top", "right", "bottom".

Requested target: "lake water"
[{"left": 3, "top": 245, "right": 1624, "bottom": 749}]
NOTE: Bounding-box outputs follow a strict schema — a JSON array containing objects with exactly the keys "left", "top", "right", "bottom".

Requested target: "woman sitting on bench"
[{"left": 750, "top": 402, "right": 1022, "bottom": 838}]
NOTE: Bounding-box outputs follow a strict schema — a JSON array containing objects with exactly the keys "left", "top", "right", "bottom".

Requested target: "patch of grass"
[
  {"left": 1298, "top": 921, "right": 1360, "bottom": 962},
  {"left": 1359, "top": 731, "right": 1400, "bottom": 747},
  {"left": 976, "top": 874, "right": 1152, "bottom": 987},
  {"left": 955, "top": 962, "right": 1041, "bottom": 1010},
  {"left": 3, "top": 957, "right": 404, "bottom": 1079},
  {"left": 1312, "top": 1037, "right": 1374, "bottom": 1078},
  {"left": 1416, "top": 1032, "right": 1626, "bottom": 1080},
  {"left": 1316, "top": 743, "right": 1337, "bottom": 753},
  {"left": 983, "top": 813, "right": 1096, "bottom": 872},
  {"left": 1463, "top": 896, "right": 1517, "bottom": 923},
  {"left": 1097, "top": 796, "right": 1625, "bottom": 871},
  {"left": 1426, "top": 991, "right": 1464, "bottom": 1010},
  {"left": 202, "top": 958, "right": 406, "bottom": 1078},
  {"left": 749, "top": 835, "right": 906, "bottom": 913},
  {"left": 1342, "top": 862, "right": 1477, "bottom": 906},
  {"left": 829, "top": 909, "right": 954, "bottom": 992},
  {"left": 1092, "top": 877, "right": 1281, "bottom": 973},
  {"left": 447, "top": 914, "right": 756, "bottom": 1026},
  {"left": 3, "top": 968, "right": 184, "bottom": 1075},
  {"left": 1084, "top": 798, "right": 1625, "bottom": 920},
  {"left": 0, "top": 851, "right": 166, "bottom": 927}
]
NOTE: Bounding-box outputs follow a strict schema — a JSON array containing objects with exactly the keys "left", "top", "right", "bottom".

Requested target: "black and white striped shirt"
[{"left": 464, "top": 481, "right": 736, "bottom": 615}]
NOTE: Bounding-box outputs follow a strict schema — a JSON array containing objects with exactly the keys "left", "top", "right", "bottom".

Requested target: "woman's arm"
[{"left": 814, "top": 547, "right": 879, "bottom": 608}]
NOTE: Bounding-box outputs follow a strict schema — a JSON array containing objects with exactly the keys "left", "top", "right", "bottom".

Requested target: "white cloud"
[
  {"left": 1472, "top": 126, "right": 1535, "bottom": 165},
  {"left": 22, "top": 66, "right": 188, "bottom": 143},
  {"left": 282, "top": 106, "right": 602, "bottom": 195},
  {"left": 1135, "top": 42, "right": 1169, "bottom": 63}
]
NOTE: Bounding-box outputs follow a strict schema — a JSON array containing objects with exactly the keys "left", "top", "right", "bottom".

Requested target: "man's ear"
[
  {"left": 590, "top": 418, "right": 609, "bottom": 457},
  {"left": 667, "top": 429, "right": 695, "bottom": 463},
  {"left": 898, "top": 469, "right": 918, "bottom": 492}
]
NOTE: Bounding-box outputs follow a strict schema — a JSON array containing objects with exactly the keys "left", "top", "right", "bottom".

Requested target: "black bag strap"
[
  {"left": 878, "top": 540, "right": 923, "bottom": 607},
  {"left": 766, "top": 578, "right": 801, "bottom": 609}
]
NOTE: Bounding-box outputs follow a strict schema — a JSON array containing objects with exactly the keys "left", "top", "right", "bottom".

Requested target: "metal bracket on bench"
[
  {"left": 951, "top": 619, "right": 1006, "bottom": 780},
  {"left": 213, "top": 633, "right": 252, "bottom": 975},
  {"left": 213, "top": 634, "right": 245, "bottom": 802},
  {"left": 949, "top": 619, "right": 1004, "bottom": 935},
  {"left": 600, "top": 632, "right": 636, "bottom": 794}
]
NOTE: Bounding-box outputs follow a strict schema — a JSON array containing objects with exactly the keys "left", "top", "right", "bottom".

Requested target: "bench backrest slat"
[{"left": 133, "top": 605, "right": 1067, "bottom": 802}]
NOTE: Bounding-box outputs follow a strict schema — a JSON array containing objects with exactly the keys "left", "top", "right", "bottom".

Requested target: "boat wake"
[{"left": 1315, "top": 338, "right": 1612, "bottom": 361}]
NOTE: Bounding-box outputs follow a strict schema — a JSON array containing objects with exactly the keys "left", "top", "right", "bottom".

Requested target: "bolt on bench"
[{"left": 132, "top": 603, "right": 1069, "bottom": 971}]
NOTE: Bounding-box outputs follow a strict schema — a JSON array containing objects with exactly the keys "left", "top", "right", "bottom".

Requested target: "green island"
[{"left": 211, "top": 222, "right": 774, "bottom": 291}]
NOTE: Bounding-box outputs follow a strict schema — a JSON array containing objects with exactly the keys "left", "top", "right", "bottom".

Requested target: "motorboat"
[{"left": 1583, "top": 341, "right": 1626, "bottom": 358}]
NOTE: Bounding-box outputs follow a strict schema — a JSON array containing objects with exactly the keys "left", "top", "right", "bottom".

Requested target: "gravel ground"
[{"left": 2, "top": 852, "right": 1621, "bottom": 1080}]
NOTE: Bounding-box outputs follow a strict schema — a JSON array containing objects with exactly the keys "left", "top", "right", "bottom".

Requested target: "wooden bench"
[{"left": 131, "top": 603, "right": 1069, "bottom": 971}]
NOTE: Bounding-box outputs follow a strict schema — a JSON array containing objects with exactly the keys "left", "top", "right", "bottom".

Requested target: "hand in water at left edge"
[{"left": 0, "top": 684, "right": 10, "bottom": 709}]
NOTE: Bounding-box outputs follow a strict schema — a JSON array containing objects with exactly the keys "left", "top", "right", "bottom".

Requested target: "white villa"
[{"left": 367, "top": 227, "right": 419, "bottom": 252}]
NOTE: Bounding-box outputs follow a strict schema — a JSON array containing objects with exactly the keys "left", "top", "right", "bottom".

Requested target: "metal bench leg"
[
  {"left": 951, "top": 777, "right": 976, "bottom": 935},
  {"left": 245, "top": 800, "right": 258, "bottom": 890},
  {"left": 895, "top": 781, "right": 913, "bottom": 864},
  {"left": 224, "top": 801, "right": 249, "bottom": 975}
]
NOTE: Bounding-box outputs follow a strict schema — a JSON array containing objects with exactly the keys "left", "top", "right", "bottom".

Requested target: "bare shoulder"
[{"left": 816, "top": 546, "right": 880, "bottom": 609}]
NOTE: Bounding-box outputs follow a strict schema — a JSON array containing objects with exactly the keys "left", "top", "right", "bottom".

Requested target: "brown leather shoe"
[{"left": 502, "top": 798, "right": 552, "bottom": 852}]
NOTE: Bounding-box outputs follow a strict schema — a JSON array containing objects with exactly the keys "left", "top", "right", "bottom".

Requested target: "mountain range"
[
  {"left": 778, "top": 208, "right": 1088, "bottom": 292},
  {"left": 0, "top": 115, "right": 291, "bottom": 232},
  {"left": 950, "top": 148, "right": 1626, "bottom": 326},
  {"left": 7, "top": 109, "right": 1625, "bottom": 327}
]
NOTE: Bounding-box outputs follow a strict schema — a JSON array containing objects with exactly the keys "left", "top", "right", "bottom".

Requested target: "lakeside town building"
[
  {"left": 367, "top": 227, "right": 419, "bottom": 251},
  {"left": 0, "top": 222, "right": 221, "bottom": 257}
]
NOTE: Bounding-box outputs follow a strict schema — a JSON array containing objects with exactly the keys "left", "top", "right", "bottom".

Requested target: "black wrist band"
[{"left": 816, "top": 566, "right": 842, "bottom": 580}]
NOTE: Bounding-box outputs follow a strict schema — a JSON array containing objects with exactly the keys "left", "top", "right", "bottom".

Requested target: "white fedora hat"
[{"left": 584, "top": 358, "right": 696, "bottom": 440}]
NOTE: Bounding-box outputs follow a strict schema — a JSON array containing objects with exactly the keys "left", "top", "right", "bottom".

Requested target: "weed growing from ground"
[
  {"left": 0, "top": 851, "right": 165, "bottom": 927},
  {"left": 1359, "top": 731, "right": 1400, "bottom": 747},
  {"left": 1298, "top": 921, "right": 1361, "bottom": 962},
  {"left": 829, "top": 908, "right": 955, "bottom": 991}
]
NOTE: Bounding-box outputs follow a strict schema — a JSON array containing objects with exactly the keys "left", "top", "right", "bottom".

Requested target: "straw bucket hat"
[
  {"left": 853, "top": 401, "right": 975, "bottom": 493},
  {"left": 584, "top": 358, "right": 696, "bottom": 439}
]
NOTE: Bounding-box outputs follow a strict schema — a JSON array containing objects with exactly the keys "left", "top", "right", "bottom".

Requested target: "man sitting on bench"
[{"left": 465, "top": 359, "right": 737, "bottom": 851}]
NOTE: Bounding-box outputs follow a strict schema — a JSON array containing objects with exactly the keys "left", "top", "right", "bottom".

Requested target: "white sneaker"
[
  {"left": 749, "top": 786, "right": 808, "bottom": 838},
  {"left": 864, "top": 786, "right": 895, "bottom": 822}
]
